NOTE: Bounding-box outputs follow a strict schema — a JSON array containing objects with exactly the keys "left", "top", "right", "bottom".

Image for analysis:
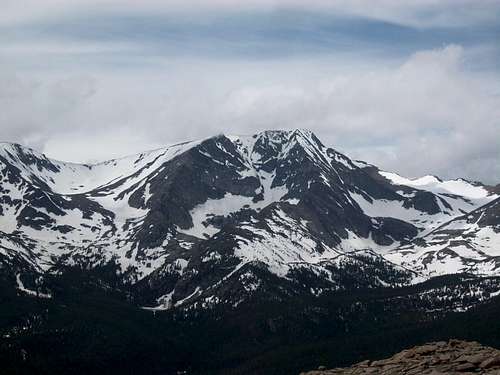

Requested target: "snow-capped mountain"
[{"left": 0, "top": 130, "right": 498, "bottom": 309}]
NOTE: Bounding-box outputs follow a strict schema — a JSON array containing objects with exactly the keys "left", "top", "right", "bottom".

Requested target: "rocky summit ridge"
[{"left": 302, "top": 340, "right": 500, "bottom": 375}]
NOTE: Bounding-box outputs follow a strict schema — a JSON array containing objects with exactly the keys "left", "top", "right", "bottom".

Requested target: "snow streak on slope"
[
  {"left": 350, "top": 192, "right": 432, "bottom": 223},
  {"left": 180, "top": 170, "right": 289, "bottom": 239},
  {"left": 234, "top": 208, "right": 339, "bottom": 277}
]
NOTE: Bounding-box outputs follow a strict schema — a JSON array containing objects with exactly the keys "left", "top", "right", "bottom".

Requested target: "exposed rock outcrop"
[{"left": 302, "top": 340, "right": 500, "bottom": 375}]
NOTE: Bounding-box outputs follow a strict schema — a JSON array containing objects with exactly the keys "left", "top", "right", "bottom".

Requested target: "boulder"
[{"left": 301, "top": 340, "right": 500, "bottom": 375}]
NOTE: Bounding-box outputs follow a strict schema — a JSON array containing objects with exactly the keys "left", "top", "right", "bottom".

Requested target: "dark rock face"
[
  {"left": 475, "top": 198, "right": 500, "bottom": 228},
  {"left": 302, "top": 340, "right": 500, "bottom": 375},
  {"left": 403, "top": 190, "right": 442, "bottom": 215}
]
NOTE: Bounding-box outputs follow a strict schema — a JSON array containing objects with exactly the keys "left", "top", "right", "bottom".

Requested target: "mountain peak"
[
  {"left": 0, "top": 129, "right": 321, "bottom": 170},
  {"left": 1, "top": 129, "right": 499, "bottom": 312}
]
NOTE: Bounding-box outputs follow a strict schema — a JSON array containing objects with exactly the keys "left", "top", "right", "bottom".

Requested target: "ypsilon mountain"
[{"left": 1, "top": 129, "right": 499, "bottom": 310}]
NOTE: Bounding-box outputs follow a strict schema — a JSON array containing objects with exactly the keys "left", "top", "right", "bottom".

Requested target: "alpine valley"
[{"left": 1, "top": 129, "right": 500, "bottom": 375}]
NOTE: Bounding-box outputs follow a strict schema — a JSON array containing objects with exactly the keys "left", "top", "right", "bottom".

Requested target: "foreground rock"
[{"left": 302, "top": 340, "right": 500, "bottom": 374}]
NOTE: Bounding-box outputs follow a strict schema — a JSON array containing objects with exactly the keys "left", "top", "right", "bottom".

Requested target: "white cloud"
[{"left": 1, "top": 45, "right": 499, "bottom": 183}]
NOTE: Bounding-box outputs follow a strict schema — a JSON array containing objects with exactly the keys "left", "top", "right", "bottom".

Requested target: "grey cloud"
[{"left": 2, "top": 8, "right": 499, "bottom": 64}]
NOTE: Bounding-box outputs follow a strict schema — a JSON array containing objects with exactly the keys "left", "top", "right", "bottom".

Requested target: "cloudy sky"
[{"left": 1, "top": 0, "right": 499, "bottom": 183}]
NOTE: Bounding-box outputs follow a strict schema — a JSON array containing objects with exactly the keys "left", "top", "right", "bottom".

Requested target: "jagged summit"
[
  {"left": 0, "top": 128, "right": 320, "bottom": 164},
  {"left": 0, "top": 130, "right": 499, "bottom": 310}
]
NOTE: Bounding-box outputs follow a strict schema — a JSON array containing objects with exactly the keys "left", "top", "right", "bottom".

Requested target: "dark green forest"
[{"left": 2, "top": 270, "right": 500, "bottom": 375}]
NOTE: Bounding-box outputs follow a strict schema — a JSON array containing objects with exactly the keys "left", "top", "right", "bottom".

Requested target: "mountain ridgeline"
[{"left": 1, "top": 129, "right": 500, "bottom": 374}]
